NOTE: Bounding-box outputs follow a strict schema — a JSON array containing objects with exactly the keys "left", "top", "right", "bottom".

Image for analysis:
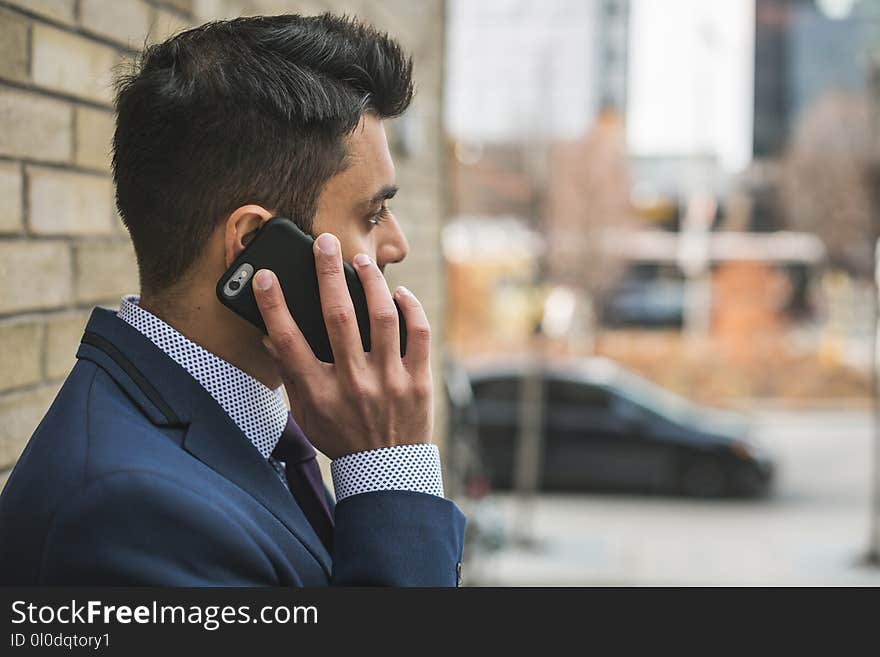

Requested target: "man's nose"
[{"left": 376, "top": 215, "right": 409, "bottom": 270}]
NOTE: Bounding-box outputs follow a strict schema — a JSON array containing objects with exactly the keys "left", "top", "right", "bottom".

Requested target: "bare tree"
[
  {"left": 510, "top": 109, "right": 633, "bottom": 542},
  {"left": 782, "top": 84, "right": 880, "bottom": 564},
  {"left": 781, "top": 91, "right": 876, "bottom": 276},
  {"left": 542, "top": 107, "right": 633, "bottom": 304}
]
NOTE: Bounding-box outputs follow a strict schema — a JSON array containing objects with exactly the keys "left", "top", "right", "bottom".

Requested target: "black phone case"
[{"left": 216, "top": 216, "right": 407, "bottom": 363}]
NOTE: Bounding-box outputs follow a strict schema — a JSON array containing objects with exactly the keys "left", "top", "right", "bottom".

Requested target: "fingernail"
[
  {"left": 261, "top": 337, "right": 278, "bottom": 358},
  {"left": 315, "top": 233, "right": 338, "bottom": 256},
  {"left": 353, "top": 253, "right": 372, "bottom": 268},
  {"left": 395, "top": 285, "right": 411, "bottom": 298},
  {"left": 254, "top": 269, "right": 273, "bottom": 292}
]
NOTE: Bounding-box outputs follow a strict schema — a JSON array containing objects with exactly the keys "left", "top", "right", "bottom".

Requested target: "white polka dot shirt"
[{"left": 117, "top": 295, "right": 444, "bottom": 501}]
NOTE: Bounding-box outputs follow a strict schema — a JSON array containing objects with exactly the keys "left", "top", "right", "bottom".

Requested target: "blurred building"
[
  {"left": 445, "top": 1, "right": 633, "bottom": 344},
  {"left": 873, "top": 41, "right": 880, "bottom": 222},
  {"left": 446, "top": 0, "right": 629, "bottom": 145},
  {"left": 448, "top": 143, "right": 543, "bottom": 220},
  {"left": 746, "top": 0, "right": 880, "bottom": 281},
  {"left": 595, "top": 0, "right": 630, "bottom": 114},
  {"left": 443, "top": 217, "right": 545, "bottom": 353},
  {"left": 0, "top": 0, "right": 450, "bottom": 489},
  {"left": 626, "top": 0, "right": 755, "bottom": 177},
  {"left": 446, "top": 0, "right": 631, "bottom": 219},
  {"left": 754, "top": 0, "right": 879, "bottom": 158},
  {"left": 622, "top": 0, "right": 878, "bottom": 328}
]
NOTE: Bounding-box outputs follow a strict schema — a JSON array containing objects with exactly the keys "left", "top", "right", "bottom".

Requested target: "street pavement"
[{"left": 462, "top": 406, "right": 880, "bottom": 586}]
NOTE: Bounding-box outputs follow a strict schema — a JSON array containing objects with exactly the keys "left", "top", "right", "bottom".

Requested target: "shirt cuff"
[{"left": 330, "top": 443, "right": 445, "bottom": 501}]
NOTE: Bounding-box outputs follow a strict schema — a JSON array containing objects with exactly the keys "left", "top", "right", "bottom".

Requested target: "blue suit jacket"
[{"left": 0, "top": 307, "right": 466, "bottom": 586}]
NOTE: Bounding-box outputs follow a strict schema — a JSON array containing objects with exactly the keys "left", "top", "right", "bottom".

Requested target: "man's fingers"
[
  {"left": 394, "top": 286, "right": 431, "bottom": 376},
  {"left": 314, "top": 233, "right": 364, "bottom": 369},
  {"left": 352, "top": 253, "right": 401, "bottom": 365},
  {"left": 252, "top": 269, "right": 314, "bottom": 376}
]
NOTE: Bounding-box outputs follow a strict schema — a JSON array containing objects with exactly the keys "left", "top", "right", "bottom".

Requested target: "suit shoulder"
[
  {"left": 16, "top": 358, "right": 159, "bottom": 461},
  {"left": 38, "top": 470, "right": 274, "bottom": 585},
  {"left": 0, "top": 360, "right": 183, "bottom": 519},
  {"left": 3, "top": 360, "right": 101, "bottom": 494}
]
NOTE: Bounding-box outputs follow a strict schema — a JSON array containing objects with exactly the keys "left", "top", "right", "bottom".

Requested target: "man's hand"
[{"left": 252, "top": 232, "right": 433, "bottom": 460}]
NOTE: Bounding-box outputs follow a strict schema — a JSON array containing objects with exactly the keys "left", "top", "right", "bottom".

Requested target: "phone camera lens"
[{"left": 229, "top": 280, "right": 241, "bottom": 291}]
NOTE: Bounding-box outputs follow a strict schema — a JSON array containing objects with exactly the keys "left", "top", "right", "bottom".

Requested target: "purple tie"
[{"left": 271, "top": 412, "right": 334, "bottom": 553}]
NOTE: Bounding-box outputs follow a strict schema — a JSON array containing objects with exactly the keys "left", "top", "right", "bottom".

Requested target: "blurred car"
[
  {"left": 444, "top": 358, "right": 509, "bottom": 566},
  {"left": 600, "top": 277, "right": 685, "bottom": 328},
  {"left": 444, "top": 357, "right": 492, "bottom": 499},
  {"left": 467, "top": 358, "right": 774, "bottom": 498}
]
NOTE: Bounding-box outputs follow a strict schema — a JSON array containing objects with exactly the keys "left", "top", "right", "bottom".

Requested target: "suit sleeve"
[
  {"left": 40, "top": 472, "right": 281, "bottom": 586},
  {"left": 330, "top": 490, "right": 466, "bottom": 586},
  {"left": 40, "top": 472, "right": 466, "bottom": 587}
]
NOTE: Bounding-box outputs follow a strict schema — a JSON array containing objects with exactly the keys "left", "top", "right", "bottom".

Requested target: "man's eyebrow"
[{"left": 367, "top": 184, "right": 399, "bottom": 205}]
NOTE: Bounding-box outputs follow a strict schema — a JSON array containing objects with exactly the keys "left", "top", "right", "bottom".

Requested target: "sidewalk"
[{"left": 463, "top": 407, "right": 880, "bottom": 586}]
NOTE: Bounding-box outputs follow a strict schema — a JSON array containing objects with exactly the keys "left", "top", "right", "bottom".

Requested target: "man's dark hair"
[{"left": 112, "top": 13, "right": 413, "bottom": 294}]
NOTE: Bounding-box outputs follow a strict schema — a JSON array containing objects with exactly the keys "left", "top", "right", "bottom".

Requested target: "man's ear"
[{"left": 224, "top": 205, "right": 274, "bottom": 268}]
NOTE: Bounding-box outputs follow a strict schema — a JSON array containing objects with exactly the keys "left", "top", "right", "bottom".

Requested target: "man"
[{"left": 0, "top": 14, "right": 465, "bottom": 586}]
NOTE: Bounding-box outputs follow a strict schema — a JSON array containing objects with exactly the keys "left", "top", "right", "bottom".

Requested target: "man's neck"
[{"left": 138, "top": 285, "right": 282, "bottom": 390}]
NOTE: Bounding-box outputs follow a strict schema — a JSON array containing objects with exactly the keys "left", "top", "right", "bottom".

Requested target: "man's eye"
[{"left": 367, "top": 205, "right": 391, "bottom": 227}]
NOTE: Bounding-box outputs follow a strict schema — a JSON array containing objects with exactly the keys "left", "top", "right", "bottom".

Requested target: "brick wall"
[{"left": 0, "top": 0, "right": 449, "bottom": 489}]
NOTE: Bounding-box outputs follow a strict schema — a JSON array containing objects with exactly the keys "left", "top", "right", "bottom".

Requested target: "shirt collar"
[{"left": 116, "top": 294, "right": 288, "bottom": 459}]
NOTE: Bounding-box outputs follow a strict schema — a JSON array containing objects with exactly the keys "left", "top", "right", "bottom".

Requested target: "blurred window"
[
  {"left": 547, "top": 379, "right": 611, "bottom": 409},
  {"left": 471, "top": 377, "right": 518, "bottom": 402}
]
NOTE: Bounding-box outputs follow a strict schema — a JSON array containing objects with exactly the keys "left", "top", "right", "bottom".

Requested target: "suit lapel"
[
  {"left": 181, "top": 411, "right": 332, "bottom": 577},
  {"left": 77, "top": 307, "right": 332, "bottom": 578}
]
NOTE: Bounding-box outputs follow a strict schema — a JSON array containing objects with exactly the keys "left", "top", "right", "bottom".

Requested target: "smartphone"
[{"left": 216, "top": 216, "right": 407, "bottom": 363}]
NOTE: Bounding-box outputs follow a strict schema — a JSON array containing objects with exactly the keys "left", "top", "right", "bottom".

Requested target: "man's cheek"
[{"left": 341, "top": 237, "right": 374, "bottom": 264}]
